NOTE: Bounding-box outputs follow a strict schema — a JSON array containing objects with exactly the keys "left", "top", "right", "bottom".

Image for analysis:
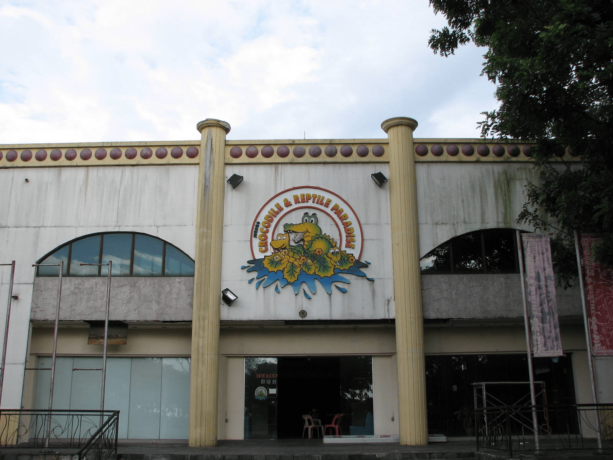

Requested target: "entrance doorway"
[
  {"left": 277, "top": 357, "right": 341, "bottom": 439},
  {"left": 244, "top": 356, "right": 374, "bottom": 439}
]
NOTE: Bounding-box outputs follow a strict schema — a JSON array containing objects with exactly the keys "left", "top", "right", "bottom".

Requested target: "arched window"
[
  {"left": 420, "top": 229, "right": 521, "bottom": 275},
  {"left": 37, "top": 233, "right": 194, "bottom": 277}
]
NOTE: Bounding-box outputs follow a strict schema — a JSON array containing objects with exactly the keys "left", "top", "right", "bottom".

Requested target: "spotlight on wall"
[
  {"left": 227, "top": 174, "right": 244, "bottom": 189},
  {"left": 371, "top": 172, "right": 388, "bottom": 187},
  {"left": 11, "top": 295, "right": 18, "bottom": 300},
  {"left": 221, "top": 288, "right": 238, "bottom": 306}
]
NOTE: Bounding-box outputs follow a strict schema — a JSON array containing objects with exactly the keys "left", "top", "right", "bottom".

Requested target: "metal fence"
[
  {"left": 0, "top": 409, "right": 119, "bottom": 460},
  {"left": 476, "top": 404, "right": 613, "bottom": 456}
]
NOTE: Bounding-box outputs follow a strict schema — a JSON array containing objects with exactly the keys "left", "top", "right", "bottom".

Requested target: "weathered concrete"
[
  {"left": 422, "top": 274, "right": 582, "bottom": 319},
  {"left": 221, "top": 162, "right": 395, "bottom": 322},
  {"left": 0, "top": 163, "right": 198, "bottom": 409},
  {"left": 415, "top": 163, "right": 540, "bottom": 258},
  {"left": 30, "top": 273, "right": 583, "bottom": 324},
  {"left": 31, "top": 277, "right": 193, "bottom": 322}
]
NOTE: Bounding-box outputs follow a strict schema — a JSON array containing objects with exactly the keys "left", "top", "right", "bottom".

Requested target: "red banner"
[
  {"left": 521, "top": 234, "right": 563, "bottom": 357},
  {"left": 581, "top": 235, "right": 613, "bottom": 356}
]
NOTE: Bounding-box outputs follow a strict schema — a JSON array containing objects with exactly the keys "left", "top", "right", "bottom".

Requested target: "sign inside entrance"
[
  {"left": 242, "top": 186, "right": 372, "bottom": 298},
  {"left": 255, "top": 386, "right": 268, "bottom": 400}
]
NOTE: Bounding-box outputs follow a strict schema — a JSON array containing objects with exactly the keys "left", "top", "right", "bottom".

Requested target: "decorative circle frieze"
[
  {"left": 21, "top": 150, "right": 33, "bottom": 162},
  {"left": 95, "top": 148, "right": 107, "bottom": 160},
  {"left": 35, "top": 150, "right": 47, "bottom": 161}
]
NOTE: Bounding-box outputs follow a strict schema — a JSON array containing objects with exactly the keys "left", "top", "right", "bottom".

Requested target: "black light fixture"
[
  {"left": 371, "top": 172, "right": 388, "bottom": 187},
  {"left": 221, "top": 288, "right": 238, "bottom": 306},
  {"left": 227, "top": 174, "right": 244, "bottom": 189},
  {"left": 11, "top": 295, "right": 18, "bottom": 300}
]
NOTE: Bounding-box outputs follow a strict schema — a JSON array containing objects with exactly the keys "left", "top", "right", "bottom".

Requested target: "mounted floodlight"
[
  {"left": 221, "top": 288, "right": 238, "bottom": 306},
  {"left": 371, "top": 172, "right": 388, "bottom": 187},
  {"left": 227, "top": 174, "right": 244, "bottom": 189},
  {"left": 11, "top": 295, "right": 18, "bottom": 300}
]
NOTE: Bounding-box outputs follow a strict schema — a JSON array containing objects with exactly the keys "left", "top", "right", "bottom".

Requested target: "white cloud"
[{"left": 0, "top": 0, "right": 498, "bottom": 143}]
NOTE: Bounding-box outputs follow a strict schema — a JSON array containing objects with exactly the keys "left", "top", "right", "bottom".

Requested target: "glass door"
[{"left": 244, "top": 357, "right": 278, "bottom": 439}]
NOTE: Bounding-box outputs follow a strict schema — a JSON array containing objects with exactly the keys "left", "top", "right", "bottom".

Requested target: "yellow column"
[
  {"left": 381, "top": 117, "right": 428, "bottom": 445},
  {"left": 189, "top": 118, "right": 231, "bottom": 447}
]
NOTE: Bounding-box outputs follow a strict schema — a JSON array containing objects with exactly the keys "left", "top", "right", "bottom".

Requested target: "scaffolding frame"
[{"left": 473, "top": 381, "right": 550, "bottom": 437}]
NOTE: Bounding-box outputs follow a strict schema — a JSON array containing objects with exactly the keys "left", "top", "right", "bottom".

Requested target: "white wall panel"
[
  {"left": 221, "top": 164, "right": 394, "bottom": 321},
  {"left": 372, "top": 356, "right": 399, "bottom": 435},
  {"left": 0, "top": 165, "right": 198, "bottom": 409},
  {"left": 416, "top": 163, "right": 539, "bottom": 256}
]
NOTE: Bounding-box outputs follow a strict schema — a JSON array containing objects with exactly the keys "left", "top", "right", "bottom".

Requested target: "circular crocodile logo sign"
[
  {"left": 255, "top": 386, "right": 268, "bottom": 400},
  {"left": 243, "top": 186, "right": 371, "bottom": 297},
  {"left": 250, "top": 186, "right": 364, "bottom": 260}
]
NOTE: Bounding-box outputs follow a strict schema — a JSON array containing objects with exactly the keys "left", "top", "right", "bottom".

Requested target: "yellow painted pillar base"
[
  {"left": 189, "top": 118, "right": 230, "bottom": 447},
  {"left": 382, "top": 117, "right": 428, "bottom": 445}
]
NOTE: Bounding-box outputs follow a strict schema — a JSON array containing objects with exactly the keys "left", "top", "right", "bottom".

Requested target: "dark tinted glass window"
[
  {"left": 483, "top": 230, "right": 516, "bottom": 273},
  {"left": 38, "top": 245, "right": 69, "bottom": 276},
  {"left": 425, "top": 354, "right": 577, "bottom": 437},
  {"left": 133, "top": 234, "right": 164, "bottom": 276},
  {"left": 421, "top": 229, "right": 520, "bottom": 275},
  {"left": 339, "top": 356, "right": 373, "bottom": 435},
  {"left": 451, "top": 232, "right": 483, "bottom": 273},
  {"left": 420, "top": 242, "right": 451, "bottom": 274},
  {"left": 102, "top": 233, "right": 133, "bottom": 276},
  {"left": 70, "top": 235, "right": 101, "bottom": 276},
  {"left": 165, "top": 245, "right": 195, "bottom": 276}
]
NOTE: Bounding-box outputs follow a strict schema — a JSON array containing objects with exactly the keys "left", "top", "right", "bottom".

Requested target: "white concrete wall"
[
  {"left": 373, "top": 355, "right": 399, "bottom": 435},
  {"left": 424, "top": 324, "right": 587, "bottom": 354},
  {"left": 0, "top": 165, "right": 198, "bottom": 408},
  {"left": 218, "top": 356, "right": 246, "bottom": 440},
  {"left": 593, "top": 357, "right": 613, "bottom": 404},
  {"left": 221, "top": 164, "right": 394, "bottom": 321},
  {"left": 416, "top": 163, "right": 539, "bottom": 256}
]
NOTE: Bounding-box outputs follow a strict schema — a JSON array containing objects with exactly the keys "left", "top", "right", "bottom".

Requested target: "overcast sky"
[{"left": 0, "top": 0, "right": 499, "bottom": 143}]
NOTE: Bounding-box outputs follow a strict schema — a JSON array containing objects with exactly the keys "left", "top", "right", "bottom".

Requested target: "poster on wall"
[
  {"left": 581, "top": 234, "right": 613, "bottom": 356},
  {"left": 520, "top": 234, "right": 563, "bottom": 357},
  {"left": 242, "top": 186, "right": 373, "bottom": 299}
]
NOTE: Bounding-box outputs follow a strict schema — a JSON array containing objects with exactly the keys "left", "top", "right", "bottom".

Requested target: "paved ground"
[
  {"left": 2, "top": 439, "right": 612, "bottom": 460},
  {"left": 118, "top": 439, "right": 478, "bottom": 456},
  {"left": 113, "top": 439, "right": 611, "bottom": 460}
]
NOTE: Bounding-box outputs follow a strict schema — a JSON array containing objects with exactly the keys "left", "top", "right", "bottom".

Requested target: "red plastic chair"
[
  {"left": 324, "top": 413, "right": 342, "bottom": 436},
  {"left": 302, "top": 414, "right": 323, "bottom": 439}
]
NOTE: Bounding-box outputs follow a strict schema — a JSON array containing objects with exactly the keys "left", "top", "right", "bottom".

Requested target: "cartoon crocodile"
[
  {"left": 309, "top": 235, "right": 336, "bottom": 256},
  {"left": 326, "top": 247, "right": 355, "bottom": 269},
  {"left": 283, "top": 212, "right": 322, "bottom": 247},
  {"left": 270, "top": 233, "right": 291, "bottom": 252},
  {"left": 327, "top": 246, "right": 342, "bottom": 267}
]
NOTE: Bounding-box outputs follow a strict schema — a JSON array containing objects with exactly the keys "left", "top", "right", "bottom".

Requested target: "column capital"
[
  {"left": 381, "top": 117, "right": 418, "bottom": 133},
  {"left": 196, "top": 118, "right": 231, "bottom": 134}
]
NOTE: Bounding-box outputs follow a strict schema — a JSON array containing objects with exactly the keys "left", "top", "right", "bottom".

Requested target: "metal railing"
[
  {"left": 476, "top": 404, "right": 613, "bottom": 457},
  {"left": 0, "top": 409, "right": 119, "bottom": 460}
]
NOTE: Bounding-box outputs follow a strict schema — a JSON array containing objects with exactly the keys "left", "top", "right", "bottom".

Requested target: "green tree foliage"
[{"left": 429, "top": 0, "right": 613, "bottom": 286}]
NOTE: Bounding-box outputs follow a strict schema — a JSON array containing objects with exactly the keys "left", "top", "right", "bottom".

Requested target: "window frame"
[
  {"left": 36, "top": 232, "right": 194, "bottom": 277},
  {"left": 420, "top": 228, "right": 522, "bottom": 275}
]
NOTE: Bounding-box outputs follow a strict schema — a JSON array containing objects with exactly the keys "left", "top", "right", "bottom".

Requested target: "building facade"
[{"left": 0, "top": 117, "right": 606, "bottom": 446}]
